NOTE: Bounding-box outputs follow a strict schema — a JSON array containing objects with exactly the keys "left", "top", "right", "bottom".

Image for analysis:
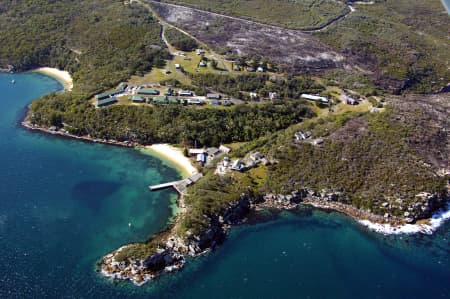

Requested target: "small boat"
[
  {"left": 128, "top": 222, "right": 132, "bottom": 227},
  {"left": 11, "top": 79, "right": 15, "bottom": 84}
]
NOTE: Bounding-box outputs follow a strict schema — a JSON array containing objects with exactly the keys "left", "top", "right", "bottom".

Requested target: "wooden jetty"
[{"left": 149, "top": 173, "right": 203, "bottom": 194}]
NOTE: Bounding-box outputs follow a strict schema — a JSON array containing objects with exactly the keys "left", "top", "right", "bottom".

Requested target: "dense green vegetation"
[
  {"left": 316, "top": 0, "right": 450, "bottom": 93},
  {"left": 159, "top": 0, "right": 349, "bottom": 30},
  {"left": 29, "top": 95, "right": 315, "bottom": 146},
  {"left": 0, "top": 0, "right": 167, "bottom": 94},
  {"left": 191, "top": 73, "right": 325, "bottom": 100},
  {"left": 165, "top": 27, "right": 198, "bottom": 52},
  {"left": 177, "top": 96, "right": 448, "bottom": 236},
  {"left": 265, "top": 111, "right": 447, "bottom": 215},
  {"left": 115, "top": 94, "right": 449, "bottom": 259},
  {"left": 179, "top": 173, "right": 256, "bottom": 235}
]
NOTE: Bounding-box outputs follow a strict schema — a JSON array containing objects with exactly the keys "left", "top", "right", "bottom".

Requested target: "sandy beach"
[
  {"left": 33, "top": 67, "right": 73, "bottom": 91},
  {"left": 144, "top": 144, "right": 198, "bottom": 178}
]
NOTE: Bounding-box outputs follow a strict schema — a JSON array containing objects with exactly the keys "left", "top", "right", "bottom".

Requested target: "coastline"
[
  {"left": 21, "top": 121, "right": 138, "bottom": 147},
  {"left": 20, "top": 121, "right": 450, "bottom": 287},
  {"left": 32, "top": 67, "right": 73, "bottom": 91},
  {"left": 20, "top": 122, "right": 198, "bottom": 181},
  {"left": 302, "top": 199, "right": 450, "bottom": 235},
  {"left": 142, "top": 144, "right": 198, "bottom": 178},
  {"left": 21, "top": 120, "right": 449, "bottom": 237}
]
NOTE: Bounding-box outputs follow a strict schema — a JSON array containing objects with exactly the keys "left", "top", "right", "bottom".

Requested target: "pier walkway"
[{"left": 149, "top": 173, "right": 202, "bottom": 194}]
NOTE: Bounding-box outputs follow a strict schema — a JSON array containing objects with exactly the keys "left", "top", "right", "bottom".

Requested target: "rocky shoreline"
[
  {"left": 21, "top": 120, "right": 449, "bottom": 286},
  {"left": 0, "top": 64, "right": 14, "bottom": 73},
  {"left": 99, "top": 188, "right": 449, "bottom": 286},
  {"left": 21, "top": 121, "right": 140, "bottom": 148}
]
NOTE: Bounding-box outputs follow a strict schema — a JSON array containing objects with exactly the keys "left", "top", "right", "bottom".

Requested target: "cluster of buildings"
[
  {"left": 94, "top": 82, "right": 128, "bottom": 107},
  {"left": 188, "top": 145, "right": 231, "bottom": 166},
  {"left": 215, "top": 152, "right": 271, "bottom": 175},
  {"left": 94, "top": 83, "right": 234, "bottom": 108},
  {"left": 130, "top": 87, "right": 203, "bottom": 105}
]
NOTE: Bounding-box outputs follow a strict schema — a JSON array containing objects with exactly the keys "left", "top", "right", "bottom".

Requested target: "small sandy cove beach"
[
  {"left": 145, "top": 144, "right": 198, "bottom": 178},
  {"left": 34, "top": 67, "right": 73, "bottom": 91}
]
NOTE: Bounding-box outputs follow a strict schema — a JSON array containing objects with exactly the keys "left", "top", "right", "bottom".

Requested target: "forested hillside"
[
  {"left": 29, "top": 96, "right": 314, "bottom": 146},
  {"left": 0, "top": 0, "right": 167, "bottom": 94},
  {"left": 177, "top": 93, "right": 449, "bottom": 236}
]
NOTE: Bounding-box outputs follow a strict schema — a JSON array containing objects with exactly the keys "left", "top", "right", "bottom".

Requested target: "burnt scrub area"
[{"left": 150, "top": 1, "right": 346, "bottom": 73}]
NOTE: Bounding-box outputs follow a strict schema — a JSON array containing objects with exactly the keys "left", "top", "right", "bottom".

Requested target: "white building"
[
  {"left": 219, "top": 145, "right": 231, "bottom": 154},
  {"left": 268, "top": 92, "right": 278, "bottom": 100},
  {"left": 301, "top": 94, "right": 330, "bottom": 103}
]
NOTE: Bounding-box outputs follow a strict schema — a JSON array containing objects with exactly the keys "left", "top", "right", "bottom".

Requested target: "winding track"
[{"left": 146, "top": 0, "right": 356, "bottom": 33}]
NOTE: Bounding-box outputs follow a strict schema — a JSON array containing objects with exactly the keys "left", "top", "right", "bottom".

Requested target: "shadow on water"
[{"left": 72, "top": 180, "right": 122, "bottom": 212}]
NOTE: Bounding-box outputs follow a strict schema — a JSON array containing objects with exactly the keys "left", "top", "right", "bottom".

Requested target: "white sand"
[
  {"left": 34, "top": 67, "right": 73, "bottom": 91},
  {"left": 145, "top": 144, "right": 198, "bottom": 177}
]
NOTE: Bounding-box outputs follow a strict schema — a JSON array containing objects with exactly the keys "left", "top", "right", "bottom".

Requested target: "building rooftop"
[{"left": 95, "top": 97, "right": 118, "bottom": 107}]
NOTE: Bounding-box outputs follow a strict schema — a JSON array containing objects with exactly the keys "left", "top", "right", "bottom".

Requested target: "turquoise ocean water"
[{"left": 0, "top": 73, "right": 449, "bottom": 298}]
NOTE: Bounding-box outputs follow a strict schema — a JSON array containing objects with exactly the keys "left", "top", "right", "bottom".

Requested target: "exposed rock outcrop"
[{"left": 100, "top": 185, "right": 449, "bottom": 285}]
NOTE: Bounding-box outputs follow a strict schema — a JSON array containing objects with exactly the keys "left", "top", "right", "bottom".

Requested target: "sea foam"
[{"left": 359, "top": 203, "right": 450, "bottom": 235}]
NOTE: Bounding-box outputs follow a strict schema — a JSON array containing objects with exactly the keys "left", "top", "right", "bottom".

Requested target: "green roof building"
[
  {"left": 130, "top": 95, "right": 145, "bottom": 103},
  {"left": 167, "top": 97, "right": 179, "bottom": 104},
  {"left": 95, "top": 97, "right": 118, "bottom": 107},
  {"left": 95, "top": 90, "right": 120, "bottom": 100},
  {"left": 137, "top": 88, "right": 160, "bottom": 95}
]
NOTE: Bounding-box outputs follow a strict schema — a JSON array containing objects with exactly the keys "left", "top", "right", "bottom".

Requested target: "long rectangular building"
[
  {"left": 95, "top": 90, "right": 121, "bottom": 100},
  {"left": 95, "top": 97, "right": 118, "bottom": 107},
  {"left": 301, "top": 94, "right": 330, "bottom": 103},
  {"left": 137, "top": 88, "right": 160, "bottom": 96}
]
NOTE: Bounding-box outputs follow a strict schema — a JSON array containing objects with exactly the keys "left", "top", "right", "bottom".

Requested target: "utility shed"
[
  {"left": 95, "top": 97, "right": 118, "bottom": 107},
  {"left": 137, "top": 88, "right": 160, "bottom": 95}
]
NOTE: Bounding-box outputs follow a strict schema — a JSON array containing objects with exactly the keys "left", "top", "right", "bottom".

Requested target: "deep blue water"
[{"left": 0, "top": 73, "right": 449, "bottom": 299}]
